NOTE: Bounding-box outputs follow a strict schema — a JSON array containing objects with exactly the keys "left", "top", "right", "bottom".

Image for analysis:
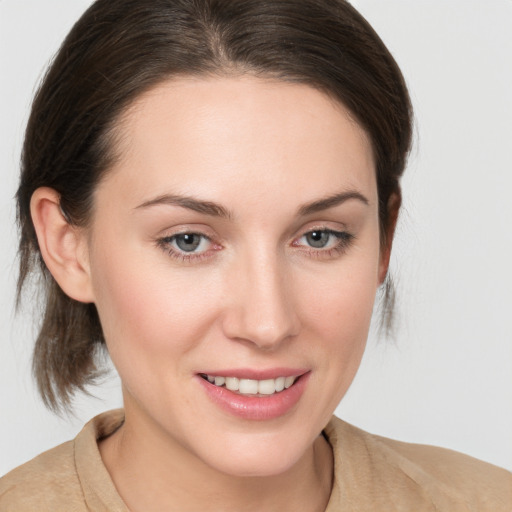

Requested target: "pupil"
[{"left": 176, "top": 234, "right": 200, "bottom": 252}]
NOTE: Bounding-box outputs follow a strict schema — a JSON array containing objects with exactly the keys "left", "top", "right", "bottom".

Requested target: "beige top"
[{"left": 1, "top": 410, "right": 511, "bottom": 511}]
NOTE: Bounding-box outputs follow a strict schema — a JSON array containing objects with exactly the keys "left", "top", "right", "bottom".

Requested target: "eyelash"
[
  {"left": 293, "top": 229, "right": 355, "bottom": 259},
  {"left": 156, "top": 228, "right": 354, "bottom": 263},
  {"left": 156, "top": 233, "right": 216, "bottom": 263}
]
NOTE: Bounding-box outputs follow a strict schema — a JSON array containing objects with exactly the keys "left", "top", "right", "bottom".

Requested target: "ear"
[
  {"left": 30, "top": 187, "right": 95, "bottom": 303},
  {"left": 378, "top": 191, "right": 401, "bottom": 284}
]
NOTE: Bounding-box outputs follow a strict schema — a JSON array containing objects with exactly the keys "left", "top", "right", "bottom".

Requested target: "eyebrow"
[
  {"left": 297, "top": 190, "right": 369, "bottom": 216},
  {"left": 135, "top": 194, "right": 232, "bottom": 218},
  {"left": 135, "top": 189, "right": 368, "bottom": 218}
]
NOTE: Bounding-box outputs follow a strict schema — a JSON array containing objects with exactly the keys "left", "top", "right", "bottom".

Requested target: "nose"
[{"left": 221, "top": 249, "right": 301, "bottom": 350}]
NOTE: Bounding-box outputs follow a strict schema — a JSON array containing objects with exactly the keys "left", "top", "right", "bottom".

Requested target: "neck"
[{"left": 99, "top": 404, "right": 333, "bottom": 512}]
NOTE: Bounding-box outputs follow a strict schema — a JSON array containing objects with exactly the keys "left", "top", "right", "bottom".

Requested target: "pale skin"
[{"left": 31, "top": 76, "right": 397, "bottom": 511}]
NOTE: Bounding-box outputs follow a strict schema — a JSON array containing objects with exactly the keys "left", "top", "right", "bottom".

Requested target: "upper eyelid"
[
  {"left": 293, "top": 226, "right": 348, "bottom": 240},
  {"left": 157, "top": 225, "right": 216, "bottom": 241},
  {"left": 292, "top": 219, "right": 349, "bottom": 235},
  {"left": 163, "top": 232, "right": 211, "bottom": 240},
  {"left": 295, "top": 228, "right": 341, "bottom": 239},
  {"left": 158, "top": 226, "right": 347, "bottom": 239}
]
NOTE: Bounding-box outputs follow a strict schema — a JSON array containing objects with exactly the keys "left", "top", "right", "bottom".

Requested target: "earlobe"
[
  {"left": 378, "top": 191, "right": 401, "bottom": 284},
  {"left": 30, "top": 187, "right": 95, "bottom": 303}
]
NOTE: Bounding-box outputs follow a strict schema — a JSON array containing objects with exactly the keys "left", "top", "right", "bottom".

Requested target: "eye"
[
  {"left": 303, "top": 230, "right": 333, "bottom": 249},
  {"left": 172, "top": 233, "right": 209, "bottom": 253},
  {"left": 297, "top": 229, "right": 351, "bottom": 249},
  {"left": 293, "top": 228, "right": 354, "bottom": 258},
  {"left": 157, "top": 232, "right": 213, "bottom": 261}
]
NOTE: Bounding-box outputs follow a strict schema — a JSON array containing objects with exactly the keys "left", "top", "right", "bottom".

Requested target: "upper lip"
[{"left": 198, "top": 368, "right": 309, "bottom": 380}]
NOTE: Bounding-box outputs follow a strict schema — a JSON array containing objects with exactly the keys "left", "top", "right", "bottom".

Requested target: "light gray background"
[{"left": 1, "top": 0, "right": 511, "bottom": 475}]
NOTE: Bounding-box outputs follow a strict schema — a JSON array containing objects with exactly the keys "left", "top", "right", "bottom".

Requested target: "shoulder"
[
  {"left": 0, "top": 440, "right": 86, "bottom": 512},
  {"left": 326, "top": 416, "right": 512, "bottom": 511},
  {"left": 0, "top": 409, "right": 125, "bottom": 512}
]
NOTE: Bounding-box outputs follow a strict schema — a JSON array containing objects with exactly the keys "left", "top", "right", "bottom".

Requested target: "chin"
[
  {"left": 211, "top": 454, "right": 303, "bottom": 478},
  {"left": 196, "top": 429, "right": 314, "bottom": 478}
]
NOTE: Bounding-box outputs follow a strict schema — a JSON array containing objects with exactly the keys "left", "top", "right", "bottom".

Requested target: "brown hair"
[{"left": 17, "top": 0, "right": 413, "bottom": 411}]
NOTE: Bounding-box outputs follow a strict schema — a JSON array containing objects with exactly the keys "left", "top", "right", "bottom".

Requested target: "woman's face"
[{"left": 86, "top": 76, "right": 384, "bottom": 476}]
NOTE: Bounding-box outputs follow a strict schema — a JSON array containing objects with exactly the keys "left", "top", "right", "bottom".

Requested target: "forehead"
[{"left": 102, "top": 76, "right": 377, "bottom": 208}]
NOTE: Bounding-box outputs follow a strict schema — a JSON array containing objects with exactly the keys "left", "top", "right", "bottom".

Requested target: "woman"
[{"left": 1, "top": 0, "right": 511, "bottom": 510}]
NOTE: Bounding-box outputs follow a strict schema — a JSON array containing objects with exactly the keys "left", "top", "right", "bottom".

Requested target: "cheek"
[
  {"left": 287, "top": 252, "right": 379, "bottom": 427},
  {"left": 89, "top": 243, "right": 223, "bottom": 365},
  {"left": 308, "top": 279, "right": 375, "bottom": 382},
  {"left": 300, "top": 258, "right": 379, "bottom": 341},
  {"left": 297, "top": 246, "right": 380, "bottom": 377}
]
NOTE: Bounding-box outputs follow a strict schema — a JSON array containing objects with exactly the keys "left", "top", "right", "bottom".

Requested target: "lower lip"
[{"left": 197, "top": 373, "right": 310, "bottom": 421}]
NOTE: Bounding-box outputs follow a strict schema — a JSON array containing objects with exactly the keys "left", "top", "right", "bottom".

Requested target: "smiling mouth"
[{"left": 199, "top": 374, "right": 298, "bottom": 396}]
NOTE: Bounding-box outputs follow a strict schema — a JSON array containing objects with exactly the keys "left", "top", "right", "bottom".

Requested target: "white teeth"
[
  {"left": 225, "top": 377, "right": 239, "bottom": 391},
  {"left": 205, "top": 374, "right": 298, "bottom": 395},
  {"left": 275, "top": 376, "right": 285, "bottom": 392},
  {"left": 258, "top": 379, "right": 276, "bottom": 395},
  {"left": 284, "top": 376, "right": 295, "bottom": 389},
  {"left": 239, "top": 379, "right": 259, "bottom": 394}
]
